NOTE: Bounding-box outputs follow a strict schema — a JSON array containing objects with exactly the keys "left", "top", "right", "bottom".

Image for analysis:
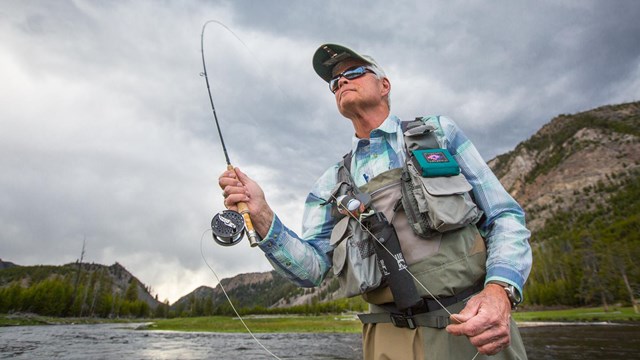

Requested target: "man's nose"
[{"left": 336, "top": 76, "right": 350, "bottom": 91}]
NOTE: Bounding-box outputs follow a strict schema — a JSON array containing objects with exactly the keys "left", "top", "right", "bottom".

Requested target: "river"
[{"left": 1, "top": 322, "right": 639, "bottom": 359}]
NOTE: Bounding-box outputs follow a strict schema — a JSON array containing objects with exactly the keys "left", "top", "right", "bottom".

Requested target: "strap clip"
[{"left": 390, "top": 313, "right": 417, "bottom": 329}]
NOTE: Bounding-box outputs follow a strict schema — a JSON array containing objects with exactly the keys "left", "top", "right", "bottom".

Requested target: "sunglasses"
[{"left": 329, "top": 66, "right": 374, "bottom": 93}]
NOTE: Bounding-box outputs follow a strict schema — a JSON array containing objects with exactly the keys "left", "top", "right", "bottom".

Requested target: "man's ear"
[{"left": 381, "top": 77, "right": 391, "bottom": 96}]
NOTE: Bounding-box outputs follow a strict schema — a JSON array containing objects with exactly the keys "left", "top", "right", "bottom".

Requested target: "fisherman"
[{"left": 219, "top": 43, "right": 531, "bottom": 359}]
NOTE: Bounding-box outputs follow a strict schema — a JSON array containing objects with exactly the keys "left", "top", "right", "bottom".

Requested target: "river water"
[{"left": 1, "top": 322, "right": 639, "bottom": 359}]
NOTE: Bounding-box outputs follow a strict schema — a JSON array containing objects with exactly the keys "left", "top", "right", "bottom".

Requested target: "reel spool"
[{"left": 211, "top": 210, "right": 245, "bottom": 246}]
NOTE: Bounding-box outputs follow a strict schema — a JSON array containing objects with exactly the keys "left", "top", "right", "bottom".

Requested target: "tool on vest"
[
  {"left": 201, "top": 20, "right": 259, "bottom": 247},
  {"left": 335, "top": 194, "right": 370, "bottom": 218}
]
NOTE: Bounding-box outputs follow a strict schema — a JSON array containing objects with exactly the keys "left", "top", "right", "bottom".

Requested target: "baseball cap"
[{"left": 312, "top": 43, "right": 385, "bottom": 82}]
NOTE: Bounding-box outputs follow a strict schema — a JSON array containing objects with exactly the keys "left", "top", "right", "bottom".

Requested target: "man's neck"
[{"left": 349, "top": 108, "right": 390, "bottom": 139}]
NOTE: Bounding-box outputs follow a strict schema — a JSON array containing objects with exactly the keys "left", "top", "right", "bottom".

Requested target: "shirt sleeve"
[
  {"left": 256, "top": 165, "right": 338, "bottom": 287},
  {"left": 436, "top": 116, "right": 533, "bottom": 297}
]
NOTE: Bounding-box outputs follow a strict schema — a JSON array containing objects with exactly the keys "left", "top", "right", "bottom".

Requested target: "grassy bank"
[
  {"left": 145, "top": 307, "right": 640, "bottom": 333},
  {"left": 3, "top": 307, "right": 639, "bottom": 332},
  {"left": 513, "top": 306, "right": 640, "bottom": 323},
  {"left": 145, "top": 314, "right": 362, "bottom": 333}
]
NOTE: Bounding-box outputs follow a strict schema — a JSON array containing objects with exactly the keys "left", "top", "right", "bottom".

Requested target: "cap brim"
[{"left": 312, "top": 43, "right": 372, "bottom": 83}]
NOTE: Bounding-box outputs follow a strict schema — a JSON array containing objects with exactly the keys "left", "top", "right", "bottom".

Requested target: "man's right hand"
[{"left": 218, "top": 167, "right": 274, "bottom": 238}]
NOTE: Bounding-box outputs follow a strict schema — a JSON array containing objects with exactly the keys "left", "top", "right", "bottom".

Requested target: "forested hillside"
[
  {"left": 0, "top": 262, "right": 166, "bottom": 318},
  {"left": 525, "top": 170, "right": 639, "bottom": 308}
]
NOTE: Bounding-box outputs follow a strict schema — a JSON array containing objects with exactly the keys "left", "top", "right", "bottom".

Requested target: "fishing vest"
[{"left": 329, "top": 116, "right": 487, "bottom": 305}]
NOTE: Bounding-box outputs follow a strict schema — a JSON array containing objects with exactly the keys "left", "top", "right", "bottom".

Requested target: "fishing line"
[{"left": 200, "top": 228, "right": 283, "bottom": 360}]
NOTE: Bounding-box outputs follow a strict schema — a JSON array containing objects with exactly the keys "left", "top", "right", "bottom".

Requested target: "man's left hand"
[{"left": 445, "top": 284, "right": 512, "bottom": 355}]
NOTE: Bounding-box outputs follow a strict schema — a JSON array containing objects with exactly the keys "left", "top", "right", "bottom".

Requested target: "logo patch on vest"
[
  {"left": 393, "top": 253, "right": 408, "bottom": 271},
  {"left": 424, "top": 151, "right": 449, "bottom": 163},
  {"left": 379, "top": 259, "right": 391, "bottom": 276}
]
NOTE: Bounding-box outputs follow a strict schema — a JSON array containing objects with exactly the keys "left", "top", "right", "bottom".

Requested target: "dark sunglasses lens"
[
  {"left": 329, "top": 66, "right": 368, "bottom": 93},
  {"left": 330, "top": 79, "right": 339, "bottom": 92},
  {"left": 344, "top": 67, "right": 367, "bottom": 79}
]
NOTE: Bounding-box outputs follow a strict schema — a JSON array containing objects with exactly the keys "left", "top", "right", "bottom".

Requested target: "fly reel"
[{"left": 211, "top": 210, "right": 245, "bottom": 246}]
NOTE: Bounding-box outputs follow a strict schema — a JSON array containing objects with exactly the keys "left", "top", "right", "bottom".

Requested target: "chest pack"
[
  {"left": 399, "top": 118, "right": 483, "bottom": 237},
  {"left": 328, "top": 116, "right": 486, "bottom": 301},
  {"left": 338, "top": 117, "right": 483, "bottom": 238}
]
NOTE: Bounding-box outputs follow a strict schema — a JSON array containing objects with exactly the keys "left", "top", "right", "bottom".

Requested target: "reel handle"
[{"left": 228, "top": 165, "right": 259, "bottom": 247}]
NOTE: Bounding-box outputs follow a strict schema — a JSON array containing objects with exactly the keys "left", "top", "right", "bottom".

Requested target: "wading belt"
[{"left": 357, "top": 281, "right": 484, "bottom": 329}]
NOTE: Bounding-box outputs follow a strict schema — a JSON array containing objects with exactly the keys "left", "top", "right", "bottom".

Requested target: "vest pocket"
[
  {"left": 330, "top": 217, "right": 383, "bottom": 298},
  {"left": 402, "top": 162, "right": 483, "bottom": 235},
  {"left": 330, "top": 217, "right": 349, "bottom": 276}
]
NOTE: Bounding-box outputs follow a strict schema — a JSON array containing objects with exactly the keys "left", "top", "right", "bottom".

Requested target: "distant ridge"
[{"left": 0, "top": 259, "right": 18, "bottom": 270}]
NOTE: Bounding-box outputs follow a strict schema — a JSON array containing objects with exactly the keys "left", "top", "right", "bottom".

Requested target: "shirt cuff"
[
  {"left": 258, "top": 213, "right": 283, "bottom": 254},
  {"left": 485, "top": 265, "right": 525, "bottom": 299}
]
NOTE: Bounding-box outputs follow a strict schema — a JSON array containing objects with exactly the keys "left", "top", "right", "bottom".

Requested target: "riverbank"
[
  {"left": 514, "top": 306, "right": 640, "bottom": 323},
  {"left": 2, "top": 306, "right": 639, "bottom": 332},
  {"left": 0, "top": 313, "right": 136, "bottom": 327}
]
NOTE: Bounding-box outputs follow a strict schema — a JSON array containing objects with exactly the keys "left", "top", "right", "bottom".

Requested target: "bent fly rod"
[{"left": 201, "top": 20, "right": 259, "bottom": 247}]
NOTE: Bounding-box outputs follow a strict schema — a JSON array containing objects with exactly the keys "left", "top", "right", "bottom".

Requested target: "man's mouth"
[{"left": 338, "top": 88, "right": 355, "bottom": 99}]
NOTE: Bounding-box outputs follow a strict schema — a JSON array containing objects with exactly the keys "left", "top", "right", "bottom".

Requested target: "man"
[{"left": 219, "top": 43, "right": 531, "bottom": 359}]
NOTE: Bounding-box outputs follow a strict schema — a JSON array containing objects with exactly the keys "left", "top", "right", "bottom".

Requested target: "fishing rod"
[{"left": 200, "top": 20, "right": 259, "bottom": 247}]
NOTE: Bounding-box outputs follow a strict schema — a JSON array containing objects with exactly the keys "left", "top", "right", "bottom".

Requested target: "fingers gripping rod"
[{"left": 201, "top": 20, "right": 258, "bottom": 247}]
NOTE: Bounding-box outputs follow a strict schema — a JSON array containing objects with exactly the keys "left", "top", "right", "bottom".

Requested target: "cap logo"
[{"left": 321, "top": 45, "right": 351, "bottom": 67}]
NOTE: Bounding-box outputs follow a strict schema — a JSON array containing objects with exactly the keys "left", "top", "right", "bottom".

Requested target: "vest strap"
[
  {"left": 359, "top": 311, "right": 452, "bottom": 329},
  {"left": 357, "top": 281, "right": 483, "bottom": 329}
]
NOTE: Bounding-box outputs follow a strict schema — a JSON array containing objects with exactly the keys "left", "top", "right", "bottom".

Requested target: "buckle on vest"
[{"left": 390, "top": 313, "right": 416, "bottom": 329}]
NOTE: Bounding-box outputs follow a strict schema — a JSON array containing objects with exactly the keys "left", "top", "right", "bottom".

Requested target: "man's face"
[{"left": 331, "top": 59, "right": 389, "bottom": 116}]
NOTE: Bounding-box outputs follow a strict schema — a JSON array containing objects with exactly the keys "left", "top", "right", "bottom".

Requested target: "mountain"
[
  {"left": 170, "top": 270, "right": 343, "bottom": 316},
  {"left": 489, "top": 101, "right": 640, "bottom": 232}
]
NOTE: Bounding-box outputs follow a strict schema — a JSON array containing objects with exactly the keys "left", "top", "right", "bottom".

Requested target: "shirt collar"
[{"left": 350, "top": 115, "right": 401, "bottom": 153}]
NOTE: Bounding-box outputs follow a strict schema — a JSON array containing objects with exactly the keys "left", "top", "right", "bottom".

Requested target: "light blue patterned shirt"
[{"left": 258, "top": 115, "right": 532, "bottom": 297}]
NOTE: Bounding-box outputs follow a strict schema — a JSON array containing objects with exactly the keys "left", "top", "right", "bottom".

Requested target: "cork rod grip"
[{"left": 227, "top": 164, "right": 259, "bottom": 247}]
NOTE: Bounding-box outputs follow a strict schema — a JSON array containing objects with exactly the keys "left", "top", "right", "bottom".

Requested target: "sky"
[{"left": 1, "top": 0, "right": 639, "bottom": 304}]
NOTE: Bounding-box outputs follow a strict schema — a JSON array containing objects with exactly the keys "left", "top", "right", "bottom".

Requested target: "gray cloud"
[{"left": 1, "top": 0, "right": 638, "bottom": 302}]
